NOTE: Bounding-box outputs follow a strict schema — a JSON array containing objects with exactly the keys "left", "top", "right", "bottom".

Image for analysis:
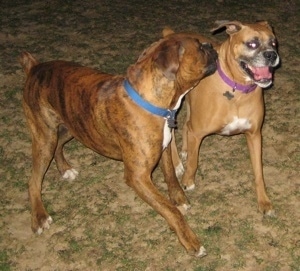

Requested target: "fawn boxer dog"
[
  {"left": 20, "top": 35, "right": 217, "bottom": 256},
  {"left": 168, "top": 21, "right": 280, "bottom": 216}
]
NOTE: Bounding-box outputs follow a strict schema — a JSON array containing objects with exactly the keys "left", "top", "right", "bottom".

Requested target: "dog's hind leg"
[
  {"left": 54, "top": 124, "right": 78, "bottom": 180},
  {"left": 23, "top": 104, "right": 59, "bottom": 234}
]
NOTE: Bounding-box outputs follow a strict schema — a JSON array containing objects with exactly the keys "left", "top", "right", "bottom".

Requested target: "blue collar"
[{"left": 123, "top": 80, "right": 177, "bottom": 128}]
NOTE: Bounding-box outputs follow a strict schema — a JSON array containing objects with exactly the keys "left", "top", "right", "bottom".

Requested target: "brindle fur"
[{"left": 20, "top": 35, "right": 217, "bottom": 256}]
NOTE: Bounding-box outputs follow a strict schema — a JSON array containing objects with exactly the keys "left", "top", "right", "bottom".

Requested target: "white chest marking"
[
  {"left": 163, "top": 122, "right": 172, "bottom": 149},
  {"left": 221, "top": 116, "right": 251, "bottom": 135},
  {"left": 162, "top": 92, "right": 187, "bottom": 149}
]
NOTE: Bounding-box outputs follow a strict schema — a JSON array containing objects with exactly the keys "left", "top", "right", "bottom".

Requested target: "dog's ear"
[
  {"left": 256, "top": 20, "right": 272, "bottom": 30},
  {"left": 162, "top": 27, "right": 175, "bottom": 37},
  {"left": 211, "top": 20, "right": 243, "bottom": 35},
  {"left": 19, "top": 52, "right": 39, "bottom": 75},
  {"left": 154, "top": 40, "right": 184, "bottom": 81},
  {"left": 137, "top": 41, "right": 160, "bottom": 63}
]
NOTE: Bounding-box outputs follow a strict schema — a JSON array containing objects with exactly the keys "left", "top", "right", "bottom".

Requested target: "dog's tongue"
[{"left": 251, "top": 66, "right": 272, "bottom": 81}]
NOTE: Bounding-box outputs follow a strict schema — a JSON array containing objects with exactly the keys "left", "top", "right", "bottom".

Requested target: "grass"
[
  {"left": 0, "top": 0, "right": 299, "bottom": 270},
  {"left": 0, "top": 250, "right": 11, "bottom": 271}
]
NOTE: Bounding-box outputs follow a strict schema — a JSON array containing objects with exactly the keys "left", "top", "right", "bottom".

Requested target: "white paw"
[
  {"left": 183, "top": 184, "right": 195, "bottom": 191},
  {"left": 175, "top": 162, "right": 185, "bottom": 177},
  {"left": 180, "top": 151, "right": 187, "bottom": 161},
  {"left": 265, "top": 209, "right": 276, "bottom": 217},
  {"left": 196, "top": 246, "right": 207, "bottom": 258},
  {"left": 37, "top": 216, "right": 53, "bottom": 235},
  {"left": 62, "top": 168, "right": 79, "bottom": 180},
  {"left": 176, "top": 203, "right": 191, "bottom": 215}
]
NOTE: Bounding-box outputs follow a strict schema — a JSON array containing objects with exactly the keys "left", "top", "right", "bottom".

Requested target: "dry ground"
[{"left": 0, "top": 0, "right": 299, "bottom": 270}]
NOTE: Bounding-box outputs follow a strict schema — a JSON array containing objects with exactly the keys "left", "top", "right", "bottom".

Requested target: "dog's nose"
[
  {"left": 201, "top": 42, "right": 217, "bottom": 58},
  {"left": 263, "top": 50, "right": 278, "bottom": 63}
]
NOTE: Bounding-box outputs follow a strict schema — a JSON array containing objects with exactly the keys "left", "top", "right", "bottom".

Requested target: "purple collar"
[{"left": 217, "top": 61, "right": 257, "bottom": 93}]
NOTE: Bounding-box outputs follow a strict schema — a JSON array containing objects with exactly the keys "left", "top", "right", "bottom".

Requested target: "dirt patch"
[{"left": 0, "top": 1, "right": 299, "bottom": 270}]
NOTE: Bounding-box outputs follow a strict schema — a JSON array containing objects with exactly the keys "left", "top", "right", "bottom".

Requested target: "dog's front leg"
[
  {"left": 181, "top": 127, "right": 203, "bottom": 191},
  {"left": 245, "top": 131, "right": 274, "bottom": 216},
  {"left": 170, "top": 130, "right": 184, "bottom": 177},
  {"left": 124, "top": 167, "right": 205, "bottom": 257},
  {"left": 160, "top": 144, "right": 190, "bottom": 214}
]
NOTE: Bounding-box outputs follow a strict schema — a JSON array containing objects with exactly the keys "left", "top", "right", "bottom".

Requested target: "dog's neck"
[
  {"left": 217, "top": 60, "right": 257, "bottom": 93},
  {"left": 127, "top": 65, "right": 180, "bottom": 109},
  {"left": 123, "top": 79, "right": 178, "bottom": 128},
  {"left": 218, "top": 44, "right": 257, "bottom": 93}
]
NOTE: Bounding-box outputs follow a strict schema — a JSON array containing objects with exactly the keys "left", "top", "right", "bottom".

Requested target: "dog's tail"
[
  {"left": 162, "top": 27, "right": 175, "bottom": 37},
  {"left": 19, "top": 52, "right": 39, "bottom": 75}
]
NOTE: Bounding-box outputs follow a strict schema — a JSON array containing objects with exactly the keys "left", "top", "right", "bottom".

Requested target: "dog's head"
[
  {"left": 127, "top": 36, "right": 217, "bottom": 102},
  {"left": 178, "top": 39, "right": 217, "bottom": 82},
  {"left": 212, "top": 20, "right": 280, "bottom": 88}
]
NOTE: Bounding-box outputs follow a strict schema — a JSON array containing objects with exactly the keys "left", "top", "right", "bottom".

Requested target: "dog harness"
[
  {"left": 123, "top": 80, "right": 177, "bottom": 128},
  {"left": 217, "top": 61, "right": 257, "bottom": 93}
]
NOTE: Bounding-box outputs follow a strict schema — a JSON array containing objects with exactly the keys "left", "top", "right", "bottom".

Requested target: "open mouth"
[{"left": 240, "top": 61, "right": 274, "bottom": 85}]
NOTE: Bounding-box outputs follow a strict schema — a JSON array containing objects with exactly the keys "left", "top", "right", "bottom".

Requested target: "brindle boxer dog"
[
  {"left": 167, "top": 21, "right": 280, "bottom": 216},
  {"left": 20, "top": 35, "right": 217, "bottom": 256}
]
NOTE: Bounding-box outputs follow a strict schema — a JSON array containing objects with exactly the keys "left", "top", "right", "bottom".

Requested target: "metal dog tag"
[
  {"left": 167, "top": 118, "right": 177, "bottom": 128},
  {"left": 167, "top": 109, "right": 177, "bottom": 128},
  {"left": 223, "top": 91, "right": 234, "bottom": 100}
]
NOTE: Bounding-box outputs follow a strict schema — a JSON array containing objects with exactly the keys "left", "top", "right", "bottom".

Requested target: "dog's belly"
[
  {"left": 69, "top": 124, "right": 123, "bottom": 160},
  {"left": 219, "top": 116, "right": 251, "bottom": 135}
]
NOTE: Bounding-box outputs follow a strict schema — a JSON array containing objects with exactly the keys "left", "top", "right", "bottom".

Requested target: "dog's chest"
[
  {"left": 220, "top": 116, "right": 251, "bottom": 135},
  {"left": 162, "top": 92, "right": 187, "bottom": 149},
  {"left": 216, "top": 92, "right": 261, "bottom": 136},
  {"left": 163, "top": 122, "right": 172, "bottom": 148}
]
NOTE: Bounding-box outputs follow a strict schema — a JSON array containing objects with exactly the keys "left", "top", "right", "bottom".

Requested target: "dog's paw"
[
  {"left": 264, "top": 209, "right": 276, "bottom": 217},
  {"left": 259, "top": 200, "right": 275, "bottom": 217},
  {"left": 183, "top": 184, "right": 195, "bottom": 191},
  {"left": 62, "top": 168, "right": 79, "bottom": 180},
  {"left": 175, "top": 162, "right": 185, "bottom": 177},
  {"left": 36, "top": 216, "right": 53, "bottom": 235},
  {"left": 176, "top": 203, "right": 191, "bottom": 215},
  {"left": 196, "top": 246, "right": 207, "bottom": 258},
  {"left": 180, "top": 151, "right": 187, "bottom": 161}
]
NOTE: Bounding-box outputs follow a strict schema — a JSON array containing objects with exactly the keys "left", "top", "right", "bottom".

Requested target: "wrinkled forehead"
[
  {"left": 241, "top": 23, "right": 275, "bottom": 41},
  {"left": 136, "top": 36, "right": 200, "bottom": 63},
  {"left": 136, "top": 38, "right": 171, "bottom": 63}
]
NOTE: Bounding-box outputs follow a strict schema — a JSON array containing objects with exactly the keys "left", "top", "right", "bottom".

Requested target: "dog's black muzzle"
[
  {"left": 263, "top": 50, "right": 278, "bottom": 65},
  {"left": 202, "top": 42, "right": 218, "bottom": 76}
]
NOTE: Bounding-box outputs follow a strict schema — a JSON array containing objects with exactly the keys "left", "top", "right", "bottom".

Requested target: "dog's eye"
[
  {"left": 246, "top": 40, "right": 260, "bottom": 49},
  {"left": 270, "top": 39, "right": 277, "bottom": 48}
]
